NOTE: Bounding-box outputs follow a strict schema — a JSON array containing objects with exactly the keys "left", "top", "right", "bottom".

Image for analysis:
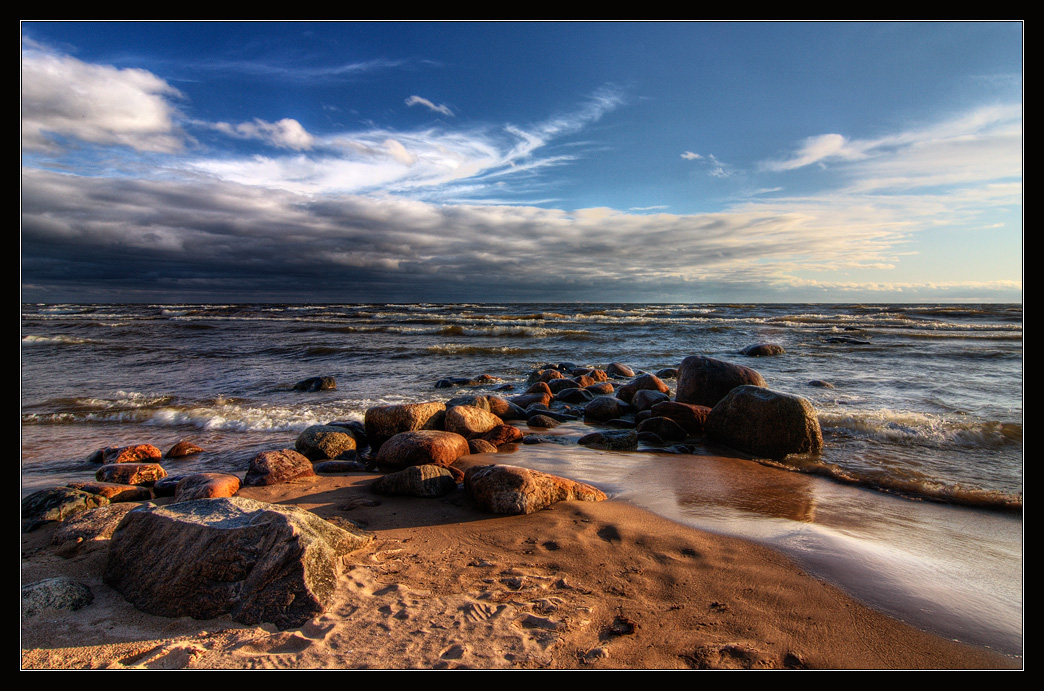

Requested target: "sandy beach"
[{"left": 20, "top": 454, "right": 1019, "bottom": 670}]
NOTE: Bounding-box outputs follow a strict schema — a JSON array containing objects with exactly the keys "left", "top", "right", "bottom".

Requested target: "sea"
[{"left": 20, "top": 302, "right": 1023, "bottom": 658}]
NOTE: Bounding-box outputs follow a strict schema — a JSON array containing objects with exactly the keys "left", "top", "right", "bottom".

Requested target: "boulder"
[
  {"left": 22, "top": 487, "right": 110, "bottom": 531},
  {"left": 95, "top": 463, "right": 167, "bottom": 486},
  {"left": 675, "top": 356, "right": 767, "bottom": 408},
  {"left": 741, "top": 343, "right": 785, "bottom": 357},
  {"left": 444, "top": 405, "right": 504, "bottom": 439},
  {"left": 479, "top": 424, "right": 524, "bottom": 447},
  {"left": 22, "top": 578, "right": 93, "bottom": 618},
  {"left": 526, "top": 414, "right": 560, "bottom": 429},
  {"left": 509, "top": 392, "right": 552, "bottom": 409},
  {"left": 636, "top": 416, "right": 688, "bottom": 442},
  {"left": 630, "top": 389, "right": 671, "bottom": 412},
  {"left": 104, "top": 497, "right": 372, "bottom": 629},
  {"left": 583, "top": 396, "right": 631, "bottom": 422},
  {"left": 295, "top": 424, "right": 357, "bottom": 461},
  {"left": 706, "top": 386, "right": 824, "bottom": 459},
  {"left": 655, "top": 368, "right": 679, "bottom": 379},
  {"left": 375, "top": 430, "right": 470, "bottom": 469},
  {"left": 90, "top": 444, "right": 163, "bottom": 464},
  {"left": 468, "top": 438, "right": 499, "bottom": 454},
  {"left": 52, "top": 503, "right": 140, "bottom": 555},
  {"left": 616, "top": 374, "right": 669, "bottom": 404},
  {"left": 606, "top": 362, "right": 635, "bottom": 378},
  {"left": 372, "top": 465, "right": 458, "bottom": 497},
  {"left": 364, "top": 402, "right": 447, "bottom": 452},
  {"left": 313, "top": 460, "right": 367, "bottom": 473},
  {"left": 245, "top": 449, "right": 316, "bottom": 486},
  {"left": 649, "top": 401, "right": 711, "bottom": 436},
  {"left": 165, "top": 440, "right": 206, "bottom": 458},
  {"left": 577, "top": 430, "right": 639, "bottom": 451},
  {"left": 464, "top": 464, "right": 606, "bottom": 515},
  {"left": 174, "top": 473, "right": 242, "bottom": 502},
  {"left": 293, "top": 376, "right": 337, "bottom": 392},
  {"left": 555, "top": 387, "right": 594, "bottom": 404},
  {"left": 585, "top": 382, "right": 614, "bottom": 395},
  {"left": 66, "top": 481, "right": 152, "bottom": 502}
]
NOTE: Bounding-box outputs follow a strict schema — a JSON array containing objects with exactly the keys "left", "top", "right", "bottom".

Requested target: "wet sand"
[{"left": 20, "top": 459, "right": 1020, "bottom": 670}]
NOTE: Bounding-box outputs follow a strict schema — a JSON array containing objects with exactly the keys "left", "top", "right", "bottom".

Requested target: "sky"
[{"left": 21, "top": 21, "right": 1023, "bottom": 303}]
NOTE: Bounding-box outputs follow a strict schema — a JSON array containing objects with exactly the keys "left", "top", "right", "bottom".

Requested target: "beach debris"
[
  {"left": 445, "top": 405, "right": 504, "bottom": 439},
  {"left": 706, "top": 385, "right": 824, "bottom": 459},
  {"left": 372, "top": 464, "right": 458, "bottom": 497},
  {"left": 293, "top": 376, "right": 336, "bottom": 392},
  {"left": 675, "top": 356, "right": 768, "bottom": 408},
  {"left": 173, "top": 472, "right": 241, "bottom": 502},
  {"left": 741, "top": 343, "right": 785, "bottom": 357},
  {"left": 464, "top": 464, "right": 607, "bottom": 515},
  {"left": 66, "top": 480, "right": 151, "bottom": 502},
  {"left": 165, "top": 440, "right": 206, "bottom": 458},
  {"left": 295, "top": 424, "right": 357, "bottom": 461},
  {"left": 22, "top": 577, "right": 94, "bottom": 618},
  {"left": 104, "top": 497, "right": 372, "bottom": 630},
  {"left": 375, "top": 430, "right": 470, "bottom": 469},
  {"left": 244, "top": 449, "right": 316, "bottom": 486},
  {"left": 578, "top": 430, "right": 639, "bottom": 452},
  {"left": 22, "top": 487, "right": 110, "bottom": 531},
  {"left": 95, "top": 462, "right": 167, "bottom": 486},
  {"left": 51, "top": 503, "right": 139, "bottom": 555},
  {"left": 364, "top": 402, "right": 447, "bottom": 452}
]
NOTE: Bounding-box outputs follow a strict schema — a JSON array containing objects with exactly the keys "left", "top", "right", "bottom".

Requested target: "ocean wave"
[
  {"left": 426, "top": 343, "right": 537, "bottom": 356},
  {"left": 819, "top": 410, "right": 1022, "bottom": 449},
  {"left": 21, "top": 334, "right": 102, "bottom": 346}
]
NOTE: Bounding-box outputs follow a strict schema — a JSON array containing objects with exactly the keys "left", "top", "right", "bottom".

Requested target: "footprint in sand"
[{"left": 462, "top": 601, "right": 507, "bottom": 623}]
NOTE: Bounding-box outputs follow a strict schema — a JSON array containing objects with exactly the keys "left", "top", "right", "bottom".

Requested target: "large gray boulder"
[
  {"left": 464, "top": 464, "right": 607, "bottom": 515},
  {"left": 706, "top": 386, "right": 824, "bottom": 459},
  {"left": 675, "top": 356, "right": 768, "bottom": 408},
  {"left": 104, "top": 497, "right": 372, "bottom": 630},
  {"left": 22, "top": 578, "right": 94, "bottom": 618}
]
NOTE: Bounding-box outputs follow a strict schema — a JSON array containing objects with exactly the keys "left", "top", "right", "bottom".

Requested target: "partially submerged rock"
[
  {"left": 741, "top": 344, "right": 785, "bottom": 357},
  {"left": 293, "top": 376, "right": 337, "bottom": 392},
  {"left": 675, "top": 356, "right": 768, "bottom": 408},
  {"left": 577, "top": 429, "right": 639, "bottom": 451},
  {"left": 95, "top": 463, "right": 167, "bottom": 486},
  {"left": 89, "top": 444, "right": 163, "bottom": 464},
  {"left": 165, "top": 440, "right": 206, "bottom": 458},
  {"left": 295, "top": 424, "right": 357, "bottom": 461},
  {"left": 706, "top": 386, "right": 824, "bottom": 459},
  {"left": 464, "top": 464, "right": 606, "bottom": 515},
  {"left": 104, "top": 497, "right": 372, "bottom": 630}
]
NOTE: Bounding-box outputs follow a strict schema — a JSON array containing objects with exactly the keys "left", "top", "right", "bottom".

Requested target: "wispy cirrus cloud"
[{"left": 405, "top": 95, "right": 454, "bottom": 117}]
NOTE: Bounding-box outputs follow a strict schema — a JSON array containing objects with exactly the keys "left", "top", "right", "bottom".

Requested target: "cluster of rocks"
[{"left": 23, "top": 354, "right": 823, "bottom": 630}]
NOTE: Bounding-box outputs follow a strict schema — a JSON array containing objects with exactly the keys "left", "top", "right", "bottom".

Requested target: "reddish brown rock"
[
  {"left": 586, "top": 382, "right": 614, "bottom": 395},
  {"left": 616, "top": 373, "right": 671, "bottom": 404},
  {"left": 444, "top": 405, "right": 504, "bottom": 439},
  {"left": 636, "top": 416, "right": 688, "bottom": 442},
  {"left": 295, "top": 425, "right": 357, "bottom": 461},
  {"left": 245, "top": 449, "right": 316, "bottom": 486},
  {"left": 706, "top": 385, "right": 823, "bottom": 459},
  {"left": 174, "top": 473, "right": 242, "bottom": 502},
  {"left": 375, "top": 430, "right": 470, "bottom": 470},
  {"left": 675, "top": 356, "right": 768, "bottom": 408},
  {"left": 464, "top": 464, "right": 607, "bottom": 515},
  {"left": 364, "top": 402, "right": 447, "bottom": 452},
  {"left": 66, "top": 481, "right": 152, "bottom": 502},
  {"left": 650, "top": 401, "right": 711, "bottom": 436},
  {"left": 95, "top": 463, "right": 167, "bottom": 486},
  {"left": 372, "top": 464, "right": 458, "bottom": 497},
  {"left": 741, "top": 343, "right": 785, "bottom": 357},
  {"left": 479, "top": 424, "right": 524, "bottom": 447},
  {"left": 509, "top": 392, "right": 553, "bottom": 409},
  {"left": 165, "top": 441, "right": 206, "bottom": 458},
  {"left": 93, "top": 444, "right": 163, "bottom": 464},
  {"left": 583, "top": 396, "right": 631, "bottom": 422},
  {"left": 468, "top": 438, "right": 499, "bottom": 454},
  {"left": 525, "top": 381, "right": 554, "bottom": 396},
  {"left": 606, "top": 362, "right": 635, "bottom": 378}
]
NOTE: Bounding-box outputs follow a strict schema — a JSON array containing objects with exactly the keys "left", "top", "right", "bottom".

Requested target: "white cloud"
[
  {"left": 681, "top": 151, "right": 702, "bottom": 160},
  {"left": 213, "top": 118, "right": 315, "bottom": 150},
  {"left": 405, "top": 95, "right": 454, "bottom": 117},
  {"left": 21, "top": 40, "right": 186, "bottom": 153}
]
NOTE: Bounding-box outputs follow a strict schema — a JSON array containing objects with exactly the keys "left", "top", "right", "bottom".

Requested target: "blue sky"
[{"left": 21, "top": 22, "right": 1022, "bottom": 303}]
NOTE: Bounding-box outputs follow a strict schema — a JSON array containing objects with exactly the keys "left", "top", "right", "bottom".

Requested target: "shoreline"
[{"left": 21, "top": 467, "right": 1021, "bottom": 670}]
